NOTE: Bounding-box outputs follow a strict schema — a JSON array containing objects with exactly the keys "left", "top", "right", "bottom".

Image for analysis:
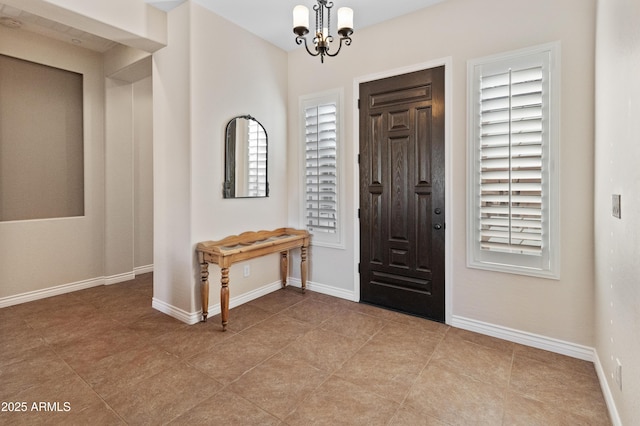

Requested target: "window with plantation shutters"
[
  {"left": 467, "top": 43, "right": 560, "bottom": 279},
  {"left": 300, "top": 91, "right": 343, "bottom": 247}
]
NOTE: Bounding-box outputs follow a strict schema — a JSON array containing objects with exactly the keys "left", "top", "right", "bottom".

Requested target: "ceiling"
[
  {"left": 0, "top": 0, "right": 446, "bottom": 53},
  {"left": 178, "top": 0, "right": 447, "bottom": 51}
]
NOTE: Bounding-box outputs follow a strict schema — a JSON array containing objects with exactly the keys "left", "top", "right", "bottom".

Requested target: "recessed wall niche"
[{"left": 0, "top": 54, "right": 84, "bottom": 221}]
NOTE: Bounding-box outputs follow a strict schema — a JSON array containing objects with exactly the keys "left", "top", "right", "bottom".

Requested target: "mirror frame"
[{"left": 223, "top": 114, "right": 269, "bottom": 198}]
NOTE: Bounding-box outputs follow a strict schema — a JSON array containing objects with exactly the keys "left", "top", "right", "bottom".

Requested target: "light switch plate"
[
  {"left": 612, "top": 194, "right": 621, "bottom": 219},
  {"left": 615, "top": 358, "right": 623, "bottom": 391}
]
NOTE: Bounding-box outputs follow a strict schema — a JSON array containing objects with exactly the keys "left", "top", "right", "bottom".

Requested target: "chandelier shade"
[{"left": 292, "top": 0, "right": 354, "bottom": 63}]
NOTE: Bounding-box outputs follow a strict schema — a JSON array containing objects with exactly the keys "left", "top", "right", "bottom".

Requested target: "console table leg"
[
  {"left": 200, "top": 262, "right": 209, "bottom": 322},
  {"left": 301, "top": 245, "right": 308, "bottom": 294},
  {"left": 221, "top": 267, "right": 230, "bottom": 331},
  {"left": 280, "top": 251, "right": 288, "bottom": 288}
]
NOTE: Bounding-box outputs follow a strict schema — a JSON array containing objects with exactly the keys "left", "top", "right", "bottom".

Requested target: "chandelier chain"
[{"left": 327, "top": 4, "right": 331, "bottom": 39}]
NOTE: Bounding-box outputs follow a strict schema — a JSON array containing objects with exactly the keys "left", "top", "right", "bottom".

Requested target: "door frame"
[{"left": 352, "top": 57, "right": 454, "bottom": 325}]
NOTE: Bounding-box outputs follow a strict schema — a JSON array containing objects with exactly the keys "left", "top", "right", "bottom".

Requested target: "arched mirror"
[{"left": 223, "top": 115, "right": 269, "bottom": 198}]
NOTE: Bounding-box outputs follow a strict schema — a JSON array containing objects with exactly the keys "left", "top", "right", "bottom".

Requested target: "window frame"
[
  {"left": 466, "top": 42, "right": 561, "bottom": 279},
  {"left": 299, "top": 89, "right": 345, "bottom": 249}
]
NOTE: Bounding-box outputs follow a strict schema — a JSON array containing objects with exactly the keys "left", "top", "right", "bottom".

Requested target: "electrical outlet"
[
  {"left": 243, "top": 264, "right": 250, "bottom": 278},
  {"left": 612, "top": 194, "right": 621, "bottom": 219},
  {"left": 615, "top": 358, "right": 622, "bottom": 391}
]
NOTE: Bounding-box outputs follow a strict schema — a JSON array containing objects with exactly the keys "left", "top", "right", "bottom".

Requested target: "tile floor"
[{"left": 0, "top": 273, "right": 610, "bottom": 425}]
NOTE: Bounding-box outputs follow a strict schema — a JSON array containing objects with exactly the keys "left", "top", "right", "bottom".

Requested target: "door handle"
[{"left": 433, "top": 223, "right": 442, "bottom": 230}]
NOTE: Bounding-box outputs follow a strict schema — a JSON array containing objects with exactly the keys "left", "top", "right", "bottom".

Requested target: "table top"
[{"left": 196, "top": 227, "right": 310, "bottom": 257}]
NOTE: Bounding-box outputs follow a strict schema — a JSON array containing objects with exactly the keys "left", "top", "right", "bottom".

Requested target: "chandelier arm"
[
  {"left": 325, "top": 36, "right": 351, "bottom": 57},
  {"left": 296, "top": 35, "right": 321, "bottom": 57}
]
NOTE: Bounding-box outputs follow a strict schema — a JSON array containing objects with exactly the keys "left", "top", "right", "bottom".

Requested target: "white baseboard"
[
  {"left": 135, "top": 264, "right": 154, "bottom": 275},
  {"left": 152, "top": 297, "right": 201, "bottom": 325},
  {"left": 105, "top": 271, "right": 135, "bottom": 285},
  {"left": 152, "top": 280, "right": 283, "bottom": 325},
  {"left": 0, "top": 277, "right": 104, "bottom": 308},
  {"left": 593, "top": 349, "right": 623, "bottom": 426},
  {"left": 225, "top": 281, "right": 283, "bottom": 310},
  {"left": 450, "top": 315, "right": 595, "bottom": 361},
  {"left": 0, "top": 271, "right": 144, "bottom": 308},
  {"left": 153, "top": 278, "right": 357, "bottom": 326},
  {"left": 287, "top": 277, "right": 358, "bottom": 301}
]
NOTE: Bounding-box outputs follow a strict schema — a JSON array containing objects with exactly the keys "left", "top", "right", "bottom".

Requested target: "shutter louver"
[
  {"left": 305, "top": 103, "right": 338, "bottom": 234},
  {"left": 478, "top": 66, "right": 544, "bottom": 256},
  {"left": 247, "top": 120, "right": 267, "bottom": 197}
]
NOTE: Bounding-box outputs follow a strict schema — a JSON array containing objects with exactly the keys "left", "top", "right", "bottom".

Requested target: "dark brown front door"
[{"left": 359, "top": 66, "right": 445, "bottom": 322}]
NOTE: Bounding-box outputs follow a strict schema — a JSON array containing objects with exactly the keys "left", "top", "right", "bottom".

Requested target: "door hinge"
[
  {"left": 357, "top": 154, "right": 360, "bottom": 164},
  {"left": 358, "top": 263, "right": 360, "bottom": 273},
  {"left": 357, "top": 99, "right": 360, "bottom": 109},
  {"left": 357, "top": 208, "right": 360, "bottom": 219}
]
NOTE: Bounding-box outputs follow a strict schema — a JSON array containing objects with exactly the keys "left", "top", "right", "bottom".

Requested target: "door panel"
[{"left": 359, "top": 67, "right": 445, "bottom": 322}]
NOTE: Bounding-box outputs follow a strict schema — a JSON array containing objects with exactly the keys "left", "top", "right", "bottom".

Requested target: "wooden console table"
[{"left": 196, "top": 228, "right": 310, "bottom": 331}]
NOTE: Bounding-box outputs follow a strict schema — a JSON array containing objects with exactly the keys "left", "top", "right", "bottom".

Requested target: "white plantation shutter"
[
  {"left": 468, "top": 43, "right": 560, "bottom": 278},
  {"left": 305, "top": 102, "right": 338, "bottom": 235},
  {"left": 479, "top": 66, "right": 543, "bottom": 254},
  {"left": 247, "top": 120, "right": 268, "bottom": 197}
]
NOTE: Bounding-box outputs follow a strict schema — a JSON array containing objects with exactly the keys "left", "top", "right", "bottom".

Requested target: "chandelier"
[{"left": 293, "top": 1, "right": 354, "bottom": 63}]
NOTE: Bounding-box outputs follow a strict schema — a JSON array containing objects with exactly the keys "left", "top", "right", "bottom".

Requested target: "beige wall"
[
  {"left": 0, "top": 27, "right": 106, "bottom": 299},
  {"left": 595, "top": 0, "right": 640, "bottom": 423},
  {"left": 288, "top": 0, "right": 597, "bottom": 346},
  {"left": 0, "top": 1, "right": 157, "bottom": 303},
  {"left": 152, "top": 3, "right": 193, "bottom": 314},
  {"left": 133, "top": 76, "right": 154, "bottom": 270},
  {"left": 105, "top": 77, "right": 135, "bottom": 279},
  {"left": 152, "top": 2, "right": 289, "bottom": 318},
  {"left": 104, "top": 49, "right": 153, "bottom": 280}
]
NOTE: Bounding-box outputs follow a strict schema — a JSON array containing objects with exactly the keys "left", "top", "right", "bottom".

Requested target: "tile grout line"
[
  {"left": 195, "top": 292, "right": 349, "bottom": 422},
  {"left": 27, "top": 319, "right": 130, "bottom": 425},
  {"left": 385, "top": 324, "right": 450, "bottom": 426},
  {"left": 499, "top": 346, "right": 517, "bottom": 425},
  {"left": 279, "top": 314, "right": 389, "bottom": 422}
]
